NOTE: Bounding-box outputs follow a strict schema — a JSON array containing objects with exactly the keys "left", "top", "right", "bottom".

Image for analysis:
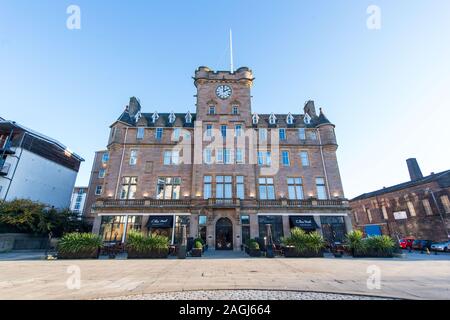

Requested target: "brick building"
[
  {"left": 350, "top": 159, "right": 450, "bottom": 242},
  {"left": 87, "top": 66, "right": 352, "bottom": 250}
]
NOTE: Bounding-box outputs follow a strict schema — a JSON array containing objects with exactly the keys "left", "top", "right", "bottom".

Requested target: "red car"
[{"left": 399, "top": 237, "right": 415, "bottom": 249}]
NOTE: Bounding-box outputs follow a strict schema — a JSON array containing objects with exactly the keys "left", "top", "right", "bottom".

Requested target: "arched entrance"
[{"left": 215, "top": 218, "right": 233, "bottom": 250}]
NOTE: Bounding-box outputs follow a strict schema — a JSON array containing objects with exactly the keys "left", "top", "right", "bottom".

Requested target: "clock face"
[{"left": 216, "top": 85, "right": 232, "bottom": 100}]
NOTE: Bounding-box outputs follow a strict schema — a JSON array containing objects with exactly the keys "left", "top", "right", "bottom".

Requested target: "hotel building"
[{"left": 88, "top": 67, "right": 352, "bottom": 250}]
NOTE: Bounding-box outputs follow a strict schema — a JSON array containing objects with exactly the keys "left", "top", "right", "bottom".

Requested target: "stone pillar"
[
  {"left": 314, "top": 216, "right": 323, "bottom": 237},
  {"left": 207, "top": 220, "right": 215, "bottom": 249},
  {"left": 190, "top": 213, "right": 199, "bottom": 239},
  {"left": 249, "top": 213, "right": 259, "bottom": 239},
  {"left": 344, "top": 214, "right": 353, "bottom": 233},
  {"left": 234, "top": 223, "right": 242, "bottom": 251},
  {"left": 282, "top": 215, "right": 291, "bottom": 238},
  {"left": 92, "top": 215, "right": 102, "bottom": 235}
]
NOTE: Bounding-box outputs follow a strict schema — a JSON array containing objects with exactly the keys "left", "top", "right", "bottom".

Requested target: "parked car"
[
  {"left": 430, "top": 241, "right": 450, "bottom": 252},
  {"left": 411, "top": 239, "right": 433, "bottom": 251},
  {"left": 399, "top": 237, "right": 415, "bottom": 249}
]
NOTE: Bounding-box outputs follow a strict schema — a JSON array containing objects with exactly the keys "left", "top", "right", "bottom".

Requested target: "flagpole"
[{"left": 230, "top": 29, "right": 234, "bottom": 73}]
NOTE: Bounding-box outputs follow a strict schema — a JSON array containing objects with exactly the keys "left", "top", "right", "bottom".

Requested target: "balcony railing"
[
  {"left": 93, "top": 197, "right": 348, "bottom": 210},
  {"left": 207, "top": 198, "right": 240, "bottom": 207}
]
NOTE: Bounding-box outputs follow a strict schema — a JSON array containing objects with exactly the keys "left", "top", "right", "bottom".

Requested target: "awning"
[
  {"left": 147, "top": 216, "right": 173, "bottom": 228},
  {"left": 290, "top": 216, "right": 319, "bottom": 230}
]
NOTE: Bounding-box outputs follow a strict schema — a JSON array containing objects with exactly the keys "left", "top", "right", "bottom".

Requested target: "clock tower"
[{"left": 193, "top": 66, "right": 255, "bottom": 126}]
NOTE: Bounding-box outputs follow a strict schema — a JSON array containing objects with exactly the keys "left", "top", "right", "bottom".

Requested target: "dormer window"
[
  {"left": 208, "top": 106, "right": 216, "bottom": 115},
  {"left": 151, "top": 111, "right": 159, "bottom": 123},
  {"left": 185, "top": 111, "right": 192, "bottom": 124},
  {"left": 134, "top": 111, "right": 142, "bottom": 123},
  {"left": 286, "top": 113, "right": 294, "bottom": 125},
  {"left": 269, "top": 113, "right": 277, "bottom": 125},
  {"left": 303, "top": 113, "right": 311, "bottom": 125},
  {"left": 168, "top": 112, "right": 176, "bottom": 124},
  {"left": 252, "top": 113, "right": 259, "bottom": 125},
  {"left": 232, "top": 106, "right": 239, "bottom": 115}
]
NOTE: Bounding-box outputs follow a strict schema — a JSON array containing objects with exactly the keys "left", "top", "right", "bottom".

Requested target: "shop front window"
[
  {"left": 320, "top": 216, "right": 346, "bottom": 244},
  {"left": 99, "top": 215, "right": 142, "bottom": 243},
  {"left": 174, "top": 216, "right": 191, "bottom": 245},
  {"left": 258, "top": 216, "right": 284, "bottom": 244}
]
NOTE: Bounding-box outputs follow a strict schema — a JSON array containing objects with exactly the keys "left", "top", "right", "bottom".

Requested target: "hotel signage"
[
  {"left": 147, "top": 216, "right": 174, "bottom": 228},
  {"left": 290, "top": 216, "right": 319, "bottom": 230}
]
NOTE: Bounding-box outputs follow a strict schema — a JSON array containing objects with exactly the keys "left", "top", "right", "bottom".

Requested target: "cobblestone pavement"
[{"left": 104, "top": 290, "right": 391, "bottom": 300}]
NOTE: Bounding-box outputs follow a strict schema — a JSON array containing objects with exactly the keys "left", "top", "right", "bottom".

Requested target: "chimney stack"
[{"left": 406, "top": 158, "right": 423, "bottom": 181}]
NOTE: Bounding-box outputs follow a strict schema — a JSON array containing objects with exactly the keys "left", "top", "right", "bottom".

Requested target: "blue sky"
[{"left": 1, "top": 1, "right": 449, "bottom": 198}]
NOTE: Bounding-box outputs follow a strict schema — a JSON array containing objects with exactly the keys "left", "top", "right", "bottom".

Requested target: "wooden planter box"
[
  {"left": 127, "top": 248, "right": 169, "bottom": 259},
  {"left": 191, "top": 248, "right": 202, "bottom": 257},
  {"left": 57, "top": 248, "right": 99, "bottom": 260},
  {"left": 284, "top": 247, "right": 324, "bottom": 258},
  {"left": 248, "top": 249, "right": 261, "bottom": 257}
]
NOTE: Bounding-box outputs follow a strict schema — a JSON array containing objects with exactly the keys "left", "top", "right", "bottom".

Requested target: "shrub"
[
  {"left": 248, "top": 239, "right": 260, "bottom": 250},
  {"left": 282, "top": 228, "right": 325, "bottom": 254},
  {"left": 194, "top": 240, "right": 203, "bottom": 249},
  {"left": 57, "top": 233, "right": 102, "bottom": 255},
  {"left": 0, "top": 199, "right": 91, "bottom": 236},
  {"left": 345, "top": 231, "right": 396, "bottom": 257},
  {"left": 126, "top": 230, "right": 169, "bottom": 252},
  {"left": 365, "top": 235, "right": 396, "bottom": 256}
]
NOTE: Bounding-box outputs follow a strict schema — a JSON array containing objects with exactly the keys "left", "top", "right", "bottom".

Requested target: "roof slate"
[{"left": 351, "top": 170, "right": 450, "bottom": 201}]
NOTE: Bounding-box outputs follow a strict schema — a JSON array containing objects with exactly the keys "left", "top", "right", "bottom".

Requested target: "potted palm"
[
  {"left": 57, "top": 233, "right": 102, "bottom": 259},
  {"left": 191, "top": 240, "right": 203, "bottom": 257},
  {"left": 282, "top": 228, "right": 325, "bottom": 258}
]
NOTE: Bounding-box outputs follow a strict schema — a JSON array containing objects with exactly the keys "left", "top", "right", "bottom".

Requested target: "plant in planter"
[
  {"left": 282, "top": 228, "right": 325, "bottom": 258},
  {"left": 191, "top": 240, "right": 203, "bottom": 257},
  {"left": 345, "top": 231, "right": 396, "bottom": 258},
  {"left": 365, "top": 235, "right": 396, "bottom": 257},
  {"left": 57, "top": 233, "right": 102, "bottom": 259},
  {"left": 345, "top": 230, "right": 366, "bottom": 257},
  {"left": 248, "top": 239, "right": 261, "bottom": 257},
  {"left": 126, "top": 231, "right": 169, "bottom": 259}
]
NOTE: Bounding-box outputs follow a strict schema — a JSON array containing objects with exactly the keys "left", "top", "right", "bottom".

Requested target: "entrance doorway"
[{"left": 216, "top": 218, "right": 233, "bottom": 250}]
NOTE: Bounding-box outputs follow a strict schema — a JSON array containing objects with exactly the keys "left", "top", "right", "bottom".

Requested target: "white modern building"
[
  {"left": 0, "top": 120, "right": 84, "bottom": 209},
  {"left": 70, "top": 186, "right": 88, "bottom": 216}
]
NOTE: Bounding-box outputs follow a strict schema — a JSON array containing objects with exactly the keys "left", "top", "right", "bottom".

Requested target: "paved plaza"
[{"left": 0, "top": 251, "right": 449, "bottom": 300}]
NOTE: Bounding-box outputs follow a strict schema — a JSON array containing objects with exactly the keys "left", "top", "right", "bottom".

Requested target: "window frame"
[
  {"left": 300, "top": 151, "right": 310, "bottom": 167},
  {"left": 136, "top": 127, "right": 145, "bottom": 140},
  {"left": 155, "top": 127, "right": 164, "bottom": 140},
  {"left": 258, "top": 177, "right": 275, "bottom": 200},
  {"left": 279, "top": 128, "right": 286, "bottom": 141},
  {"left": 281, "top": 150, "right": 290, "bottom": 166},
  {"left": 315, "top": 177, "right": 328, "bottom": 200},
  {"left": 287, "top": 177, "right": 304, "bottom": 200},
  {"left": 95, "top": 186, "right": 103, "bottom": 195},
  {"left": 129, "top": 149, "right": 138, "bottom": 166},
  {"left": 156, "top": 177, "right": 181, "bottom": 200}
]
